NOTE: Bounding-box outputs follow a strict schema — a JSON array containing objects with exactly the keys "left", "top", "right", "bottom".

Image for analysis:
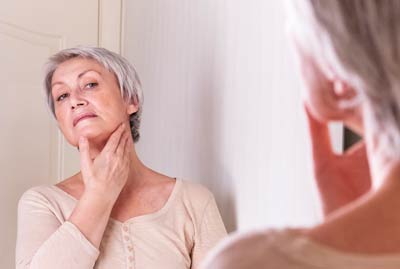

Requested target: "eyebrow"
[{"left": 51, "top": 69, "right": 102, "bottom": 89}]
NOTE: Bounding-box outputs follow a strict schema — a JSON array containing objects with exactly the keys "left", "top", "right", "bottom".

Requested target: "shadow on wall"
[
  {"left": 189, "top": 23, "right": 237, "bottom": 233},
  {"left": 194, "top": 79, "right": 237, "bottom": 232}
]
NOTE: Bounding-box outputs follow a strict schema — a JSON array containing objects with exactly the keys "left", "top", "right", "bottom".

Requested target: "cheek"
[
  {"left": 104, "top": 105, "right": 130, "bottom": 128},
  {"left": 98, "top": 95, "right": 130, "bottom": 121},
  {"left": 55, "top": 108, "right": 76, "bottom": 141},
  {"left": 307, "top": 89, "right": 329, "bottom": 110},
  {"left": 305, "top": 89, "right": 346, "bottom": 122},
  {"left": 304, "top": 97, "right": 331, "bottom": 123},
  {"left": 55, "top": 106, "right": 69, "bottom": 127}
]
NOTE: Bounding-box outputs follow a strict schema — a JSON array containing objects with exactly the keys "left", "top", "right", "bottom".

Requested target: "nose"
[{"left": 69, "top": 92, "right": 88, "bottom": 110}]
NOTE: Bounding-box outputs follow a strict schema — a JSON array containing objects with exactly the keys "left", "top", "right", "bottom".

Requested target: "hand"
[
  {"left": 305, "top": 105, "right": 372, "bottom": 217},
  {"left": 78, "top": 123, "right": 132, "bottom": 202}
]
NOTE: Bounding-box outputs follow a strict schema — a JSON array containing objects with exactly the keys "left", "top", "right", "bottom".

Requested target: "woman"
[
  {"left": 203, "top": 1, "right": 400, "bottom": 268},
  {"left": 15, "top": 47, "right": 227, "bottom": 269}
]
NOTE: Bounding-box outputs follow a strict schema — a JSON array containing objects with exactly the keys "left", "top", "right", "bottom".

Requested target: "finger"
[
  {"left": 102, "top": 123, "right": 126, "bottom": 154},
  {"left": 304, "top": 103, "right": 334, "bottom": 162},
  {"left": 344, "top": 140, "right": 367, "bottom": 158},
  {"left": 79, "top": 136, "right": 93, "bottom": 176}
]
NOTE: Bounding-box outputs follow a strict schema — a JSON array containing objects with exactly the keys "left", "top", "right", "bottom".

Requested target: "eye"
[
  {"left": 85, "top": 82, "right": 98, "bottom": 89},
  {"left": 56, "top": 93, "right": 69, "bottom": 102}
]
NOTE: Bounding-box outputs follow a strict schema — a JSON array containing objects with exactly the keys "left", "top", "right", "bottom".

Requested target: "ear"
[
  {"left": 126, "top": 95, "right": 139, "bottom": 115},
  {"left": 333, "top": 80, "right": 357, "bottom": 101},
  {"left": 332, "top": 79, "right": 364, "bottom": 135}
]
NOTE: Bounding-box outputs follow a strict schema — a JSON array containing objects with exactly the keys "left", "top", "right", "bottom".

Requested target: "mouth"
[{"left": 73, "top": 113, "right": 98, "bottom": 127}]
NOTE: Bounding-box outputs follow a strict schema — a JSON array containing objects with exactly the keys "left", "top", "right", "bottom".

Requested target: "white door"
[{"left": 0, "top": 1, "right": 101, "bottom": 267}]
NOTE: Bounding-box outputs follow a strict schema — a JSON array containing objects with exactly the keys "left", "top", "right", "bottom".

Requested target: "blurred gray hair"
[
  {"left": 287, "top": 0, "right": 400, "bottom": 159},
  {"left": 44, "top": 46, "right": 144, "bottom": 142}
]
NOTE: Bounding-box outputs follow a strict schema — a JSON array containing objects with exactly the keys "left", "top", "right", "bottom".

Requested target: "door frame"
[{"left": 98, "top": 0, "right": 125, "bottom": 54}]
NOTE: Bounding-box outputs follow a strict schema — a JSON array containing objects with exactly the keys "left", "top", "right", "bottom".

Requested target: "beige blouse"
[
  {"left": 16, "top": 178, "right": 227, "bottom": 269},
  {"left": 202, "top": 228, "right": 400, "bottom": 269}
]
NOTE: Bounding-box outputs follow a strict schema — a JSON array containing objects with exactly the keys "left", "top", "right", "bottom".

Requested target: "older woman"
[
  {"left": 203, "top": 1, "right": 400, "bottom": 268},
  {"left": 15, "top": 47, "right": 226, "bottom": 269}
]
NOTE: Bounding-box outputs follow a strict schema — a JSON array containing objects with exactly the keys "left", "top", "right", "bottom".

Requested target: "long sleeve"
[
  {"left": 16, "top": 188, "right": 100, "bottom": 269},
  {"left": 191, "top": 195, "right": 227, "bottom": 269}
]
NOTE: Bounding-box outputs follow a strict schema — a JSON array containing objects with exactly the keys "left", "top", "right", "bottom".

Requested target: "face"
[
  {"left": 51, "top": 58, "right": 138, "bottom": 147},
  {"left": 291, "top": 38, "right": 363, "bottom": 132},
  {"left": 297, "top": 49, "right": 346, "bottom": 122}
]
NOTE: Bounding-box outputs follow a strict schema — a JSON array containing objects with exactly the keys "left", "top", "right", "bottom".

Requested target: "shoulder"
[
  {"left": 18, "top": 184, "right": 68, "bottom": 211},
  {"left": 176, "top": 179, "right": 218, "bottom": 219},
  {"left": 208, "top": 228, "right": 277, "bottom": 257},
  {"left": 179, "top": 178, "right": 214, "bottom": 202},
  {"left": 202, "top": 229, "right": 303, "bottom": 269},
  {"left": 18, "top": 184, "right": 76, "bottom": 224},
  {"left": 19, "top": 185, "right": 56, "bottom": 204}
]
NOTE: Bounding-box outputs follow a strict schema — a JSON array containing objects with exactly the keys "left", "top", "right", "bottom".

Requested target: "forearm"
[
  {"left": 22, "top": 222, "right": 100, "bottom": 269},
  {"left": 16, "top": 190, "right": 117, "bottom": 268},
  {"left": 68, "top": 190, "right": 116, "bottom": 248}
]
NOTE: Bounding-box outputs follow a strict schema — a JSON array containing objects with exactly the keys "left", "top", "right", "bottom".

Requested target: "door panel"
[{"left": 0, "top": 1, "right": 98, "bottom": 267}]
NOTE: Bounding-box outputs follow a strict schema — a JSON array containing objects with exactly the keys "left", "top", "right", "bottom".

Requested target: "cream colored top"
[
  {"left": 202, "top": 228, "right": 400, "bottom": 269},
  {"left": 16, "top": 178, "right": 227, "bottom": 269}
]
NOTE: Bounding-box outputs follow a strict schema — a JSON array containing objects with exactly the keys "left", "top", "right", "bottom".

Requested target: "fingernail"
[{"left": 80, "top": 137, "right": 86, "bottom": 144}]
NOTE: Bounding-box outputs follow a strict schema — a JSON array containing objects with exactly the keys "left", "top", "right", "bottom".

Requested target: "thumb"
[{"left": 79, "top": 136, "right": 93, "bottom": 176}]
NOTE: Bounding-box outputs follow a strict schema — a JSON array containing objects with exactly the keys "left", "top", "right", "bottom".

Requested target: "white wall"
[{"left": 124, "top": 0, "right": 324, "bottom": 232}]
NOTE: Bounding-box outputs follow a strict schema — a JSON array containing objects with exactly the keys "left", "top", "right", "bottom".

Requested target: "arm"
[
  {"left": 16, "top": 190, "right": 100, "bottom": 269},
  {"left": 191, "top": 195, "right": 227, "bottom": 269},
  {"left": 16, "top": 123, "right": 132, "bottom": 268}
]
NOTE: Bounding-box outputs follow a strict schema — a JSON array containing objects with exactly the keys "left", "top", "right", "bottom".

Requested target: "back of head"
[{"left": 288, "top": 0, "right": 400, "bottom": 158}]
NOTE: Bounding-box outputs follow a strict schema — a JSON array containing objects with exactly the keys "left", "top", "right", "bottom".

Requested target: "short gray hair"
[
  {"left": 288, "top": 0, "right": 400, "bottom": 159},
  {"left": 44, "top": 46, "right": 144, "bottom": 142}
]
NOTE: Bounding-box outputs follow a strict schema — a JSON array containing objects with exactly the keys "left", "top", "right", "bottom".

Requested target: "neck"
[
  {"left": 123, "top": 146, "right": 149, "bottom": 190},
  {"left": 365, "top": 128, "right": 400, "bottom": 195}
]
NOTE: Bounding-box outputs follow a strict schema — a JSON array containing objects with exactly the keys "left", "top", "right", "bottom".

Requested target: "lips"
[{"left": 73, "top": 112, "right": 97, "bottom": 127}]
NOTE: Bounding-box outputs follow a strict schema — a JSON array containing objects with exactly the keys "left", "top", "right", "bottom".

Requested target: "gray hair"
[
  {"left": 44, "top": 46, "right": 144, "bottom": 142},
  {"left": 287, "top": 0, "right": 400, "bottom": 159}
]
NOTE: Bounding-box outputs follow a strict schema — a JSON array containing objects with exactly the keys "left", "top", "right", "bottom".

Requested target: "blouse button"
[
  {"left": 128, "top": 256, "right": 134, "bottom": 262},
  {"left": 123, "top": 225, "right": 129, "bottom": 232}
]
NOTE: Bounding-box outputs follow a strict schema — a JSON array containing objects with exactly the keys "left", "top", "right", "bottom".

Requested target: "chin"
[
  {"left": 67, "top": 127, "right": 111, "bottom": 147},
  {"left": 305, "top": 95, "right": 346, "bottom": 121},
  {"left": 307, "top": 103, "right": 343, "bottom": 123}
]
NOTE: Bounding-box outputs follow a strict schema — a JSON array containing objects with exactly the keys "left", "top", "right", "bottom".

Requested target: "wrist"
[
  {"left": 69, "top": 190, "right": 116, "bottom": 249},
  {"left": 81, "top": 188, "right": 118, "bottom": 210}
]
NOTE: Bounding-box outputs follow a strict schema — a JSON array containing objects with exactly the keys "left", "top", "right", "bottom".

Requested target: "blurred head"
[
  {"left": 44, "top": 47, "right": 144, "bottom": 147},
  {"left": 287, "top": 0, "right": 400, "bottom": 158}
]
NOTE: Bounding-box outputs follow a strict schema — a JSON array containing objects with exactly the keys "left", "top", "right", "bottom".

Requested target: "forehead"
[{"left": 52, "top": 57, "right": 109, "bottom": 83}]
